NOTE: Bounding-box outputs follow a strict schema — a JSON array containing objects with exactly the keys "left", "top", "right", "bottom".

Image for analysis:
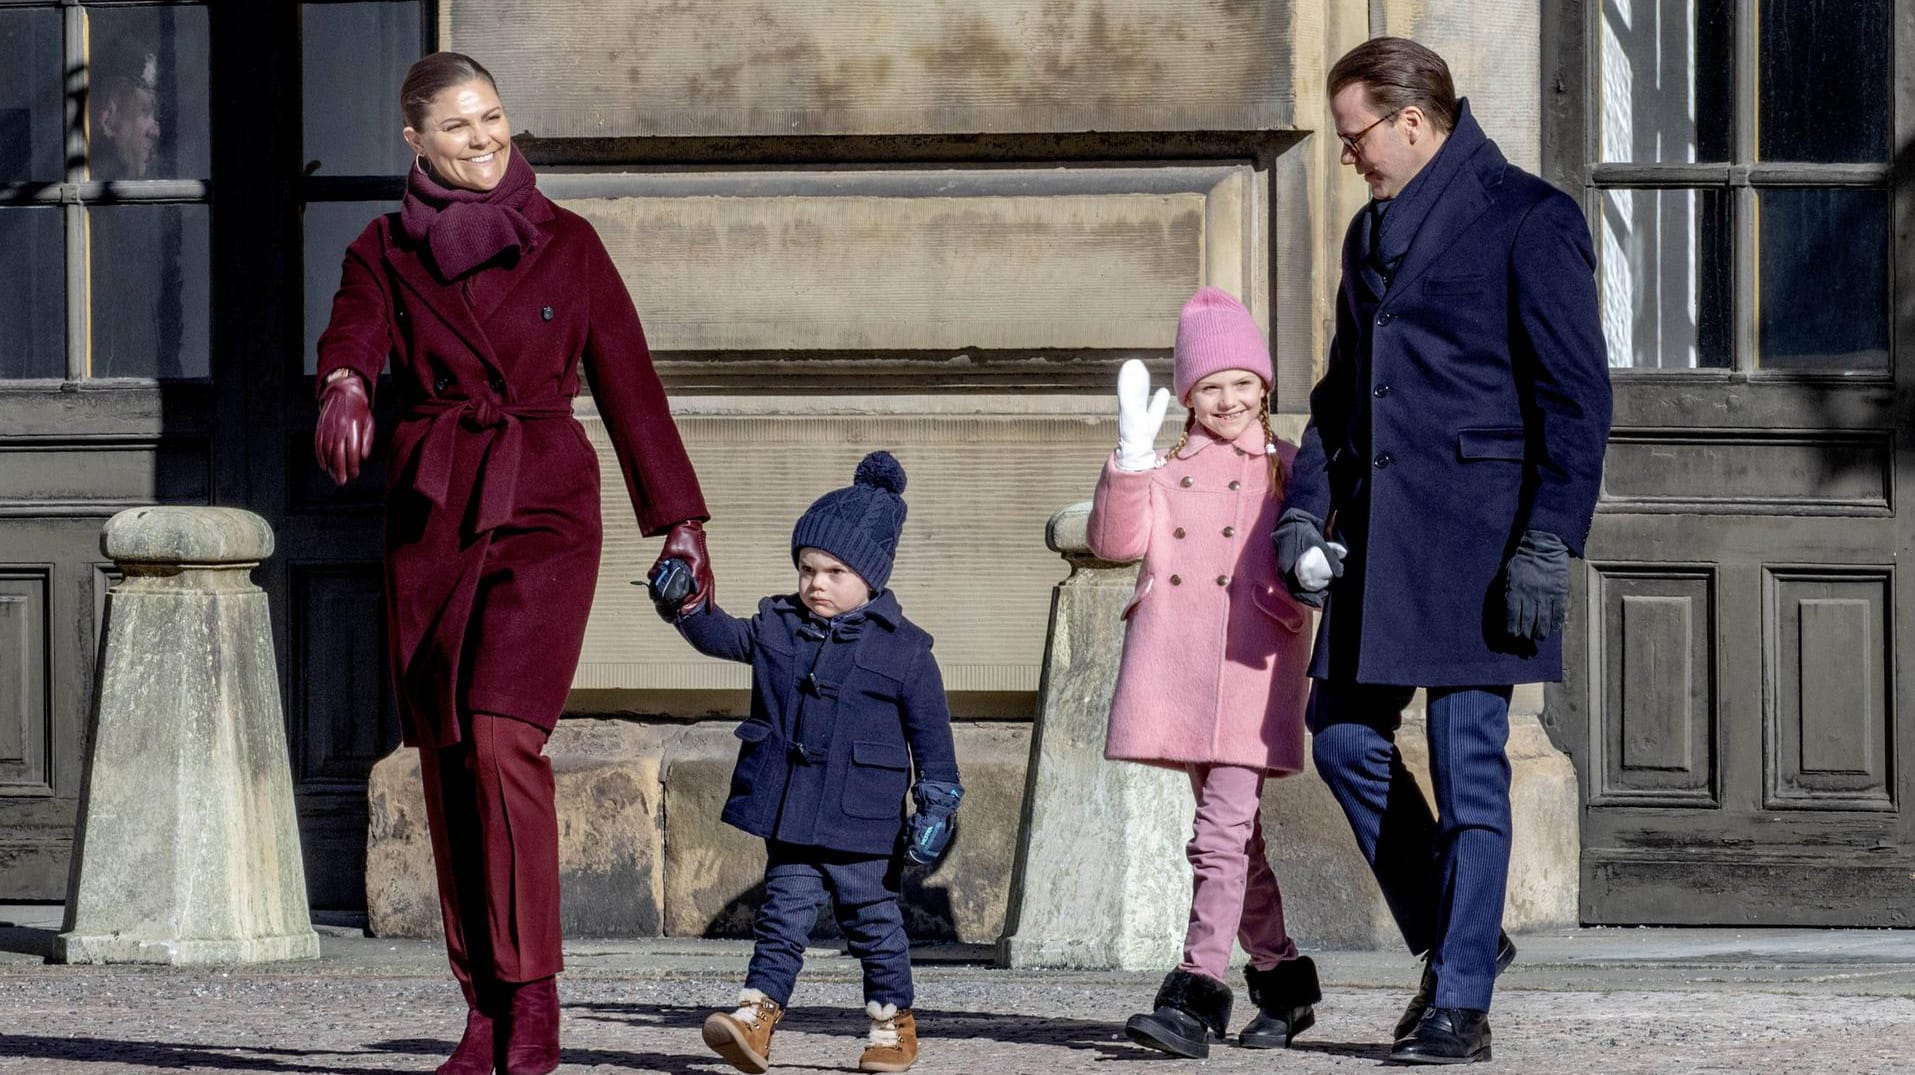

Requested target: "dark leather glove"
[
  {"left": 314, "top": 371, "right": 375, "bottom": 486},
  {"left": 652, "top": 519, "right": 713, "bottom": 616},
  {"left": 904, "top": 780, "right": 964, "bottom": 866},
  {"left": 1272, "top": 507, "right": 1345, "bottom": 609},
  {"left": 1504, "top": 529, "right": 1570, "bottom": 642}
]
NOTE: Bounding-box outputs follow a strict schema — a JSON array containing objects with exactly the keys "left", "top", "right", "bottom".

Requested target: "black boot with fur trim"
[
  {"left": 1124, "top": 969, "right": 1234, "bottom": 1059},
  {"left": 1238, "top": 956, "right": 1321, "bottom": 1048}
]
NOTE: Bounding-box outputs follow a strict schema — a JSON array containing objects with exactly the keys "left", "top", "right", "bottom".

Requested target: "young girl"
[{"left": 1087, "top": 286, "right": 1321, "bottom": 1060}]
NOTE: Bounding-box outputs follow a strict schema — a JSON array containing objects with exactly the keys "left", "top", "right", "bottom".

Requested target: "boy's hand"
[
  {"left": 642, "top": 558, "right": 699, "bottom": 622},
  {"left": 903, "top": 780, "right": 963, "bottom": 866}
]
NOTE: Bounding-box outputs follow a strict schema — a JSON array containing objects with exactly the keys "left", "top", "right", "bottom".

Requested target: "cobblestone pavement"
[{"left": 1, "top": 919, "right": 1912, "bottom": 1074}]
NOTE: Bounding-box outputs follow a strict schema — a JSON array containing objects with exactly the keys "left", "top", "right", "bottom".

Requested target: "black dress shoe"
[
  {"left": 1390, "top": 1007, "right": 1491, "bottom": 1065},
  {"left": 1124, "top": 969, "right": 1233, "bottom": 1060},
  {"left": 1393, "top": 933, "right": 1516, "bottom": 1041}
]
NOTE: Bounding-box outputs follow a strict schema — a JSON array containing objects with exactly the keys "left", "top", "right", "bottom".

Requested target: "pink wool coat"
[{"left": 1087, "top": 424, "right": 1313, "bottom": 775}]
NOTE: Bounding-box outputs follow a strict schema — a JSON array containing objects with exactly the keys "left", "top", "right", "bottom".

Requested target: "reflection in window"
[
  {"left": 1758, "top": 188, "right": 1888, "bottom": 370},
  {"left": 1599, "top": 188, "right": 1731, "bottom": 369},
  {"left": 1759, "top": 0, "right": 1890, "bottom": 163},
  {"left": 0, "top": 9, "right": 63, "bottom": 183},
  {"left": 0, "top": 209, "right": 64, "bottom": 378},
  {"left": 1599, "top": 0, "right": 1733, "bottom": 163},
  {"left": 86, "top": 5, "right": 211, "bottom": 181},
  {"left": 88, "top": 205, "right": 210, "bottom": 379},
  {"left": 304, "top": 201, "right": 396, "bottom": 374},
  {"left": 302, "top": 3, "right": 422, "bottom": 177}
]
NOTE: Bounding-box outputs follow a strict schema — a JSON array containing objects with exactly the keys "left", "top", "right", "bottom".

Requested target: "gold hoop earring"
[{"left": 415, "top": 154, "right": 429, "bottom": 176}]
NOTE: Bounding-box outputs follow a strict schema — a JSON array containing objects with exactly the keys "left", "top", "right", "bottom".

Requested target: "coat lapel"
[
  {"left": 1379, "top": 137, "right": 1506, "bottom": 303},
  {"left": 471, "top": 193, "right": 559, "bottom": 325},
  {"left": 386, "top": 240, "right": 504, "bottom": 377}
]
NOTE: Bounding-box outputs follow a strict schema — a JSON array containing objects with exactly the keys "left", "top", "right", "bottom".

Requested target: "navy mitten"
[{"left": 903, "top": 780, "right": 964, "bottom": 866}]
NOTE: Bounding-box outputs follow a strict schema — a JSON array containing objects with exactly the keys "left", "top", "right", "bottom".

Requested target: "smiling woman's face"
[{"left": 403, "top": 79, "right": 510, "bottom": 193}]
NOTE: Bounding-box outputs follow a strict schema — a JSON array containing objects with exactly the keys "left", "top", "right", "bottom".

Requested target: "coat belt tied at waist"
[{"left": 408, "top": 395, "right": 577, "bottom": 533}]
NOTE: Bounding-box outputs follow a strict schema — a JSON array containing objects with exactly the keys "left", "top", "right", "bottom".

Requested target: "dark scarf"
[
  {"left": 400, "top": 146, "right": 542, "bottom": 282},
  {"left": 1356, "top": 97, "right": 1486, "bottom": 300}
]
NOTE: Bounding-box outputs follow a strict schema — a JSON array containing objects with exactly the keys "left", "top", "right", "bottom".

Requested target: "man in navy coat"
[{"left": 1276, "top": 38, "right": 1612, "bottom": 1065}]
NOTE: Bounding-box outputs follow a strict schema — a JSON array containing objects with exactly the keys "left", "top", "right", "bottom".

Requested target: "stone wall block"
[
  {"left": 364, "top": 721, "right": 667, "bottom": 938},
  {"left": 55, "top": 507, "right": 319, "bottom": 965}
]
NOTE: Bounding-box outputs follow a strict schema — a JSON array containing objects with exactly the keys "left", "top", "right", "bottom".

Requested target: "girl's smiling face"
[
  {"left": 797, "top": 547, "right": 871, "bottom": 618},
  {"left": 1186, "top": 368, "right": 1265, "bottom": 443}
]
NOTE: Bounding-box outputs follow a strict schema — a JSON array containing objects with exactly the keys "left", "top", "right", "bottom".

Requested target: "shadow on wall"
[{"left": 702, "top": 868, "right": 961, "bottom": 943}]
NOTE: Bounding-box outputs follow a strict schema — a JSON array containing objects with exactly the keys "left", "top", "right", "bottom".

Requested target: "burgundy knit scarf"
[{"left": 400, "top": 146, "right": 542, "bottom": 281}]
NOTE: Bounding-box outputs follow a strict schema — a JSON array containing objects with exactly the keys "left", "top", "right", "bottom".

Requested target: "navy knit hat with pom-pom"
[{"left": 791, "top": 451, "right": 909, "bottom": 592}]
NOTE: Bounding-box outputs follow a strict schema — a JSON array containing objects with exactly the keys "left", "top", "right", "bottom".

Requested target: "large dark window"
[
  {"left": 1587, "top": 0, "right": 1892, "bottom": 372},
  {"left": 0, "top": 1, "right": 211, "bottom": 381}
]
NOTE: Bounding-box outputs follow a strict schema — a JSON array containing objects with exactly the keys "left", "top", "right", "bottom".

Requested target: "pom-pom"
[{"left": 854, "top": 450, "right": 906, "bottom": 494}]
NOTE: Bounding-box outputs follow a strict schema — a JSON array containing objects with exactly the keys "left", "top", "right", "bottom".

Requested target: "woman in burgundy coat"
[{"left": 313, "top": 52, "right": 710, "bottom": 1075}]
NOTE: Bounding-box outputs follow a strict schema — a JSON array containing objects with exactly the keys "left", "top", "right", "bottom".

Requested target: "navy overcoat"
[
  {"left": 1286, "top": 102, "right": 1612, "bottom": 687},
  {"left": 676, "top": 591, "right": 960, "bottom": 856}
]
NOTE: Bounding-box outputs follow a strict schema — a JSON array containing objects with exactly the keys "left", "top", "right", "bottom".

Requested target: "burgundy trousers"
[{"left": 417, "top": 713, "right": 563, "bottom": 1007}]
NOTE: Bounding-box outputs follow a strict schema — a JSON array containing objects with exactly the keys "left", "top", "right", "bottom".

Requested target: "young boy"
[{"left": 659, "top": 451, "right": 962, "bottom": 1075}]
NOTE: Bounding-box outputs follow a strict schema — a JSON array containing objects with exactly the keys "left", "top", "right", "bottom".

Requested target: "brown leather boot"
[
  {"left": 857, "top": 1002, "right": 918, "bottom": 1073},
  {"left": 702, "top": 988, "right": 783, "bottom": 1074}
]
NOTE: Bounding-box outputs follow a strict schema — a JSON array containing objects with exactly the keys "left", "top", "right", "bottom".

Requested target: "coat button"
[
  {"left": 1233, "top": 446, "right": 1248, "bottom": 456},
  {"left": 1374, "top": 452, "right": 1394, "bottom": 468},
  {"left": 1374, "top": 384, "right": 1391, "bottom": 398},
  {"left": 1376, "top": 312, "right": 1394, "bottom": 326},
  {"left": 433, "top": 375, "right": 450, "bottom": 393},
  {"left": 488, "top": 375, "right": 504, "bottom": 393},
  {"left": 1169, "top": 574, "right": 1183, "bottom": 586},
  {"left": 541, "top": 306, "right": 554, "bottom": 321},
  {"left": 1228, "top": 480, "right": 1241, "bottom": 491},
  {"left": 1222, "top": 526, "right": 1235, "bottom": 538},
  {"left": 1180, "top": 476, "right": 1194, "bottom": 488},
  {"left": 1216, "top": 575, "right": 1229, "bottom": 586},
  {"left": 1173, "top": 527, "right": 1186, "bottom": 538}
]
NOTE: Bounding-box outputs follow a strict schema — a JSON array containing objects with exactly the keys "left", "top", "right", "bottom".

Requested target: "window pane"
[
  {"left": 0, "top": 208, "right": 64, "bottom": 378},
  {"left": 304, "top": 200, "right": 394, "bottom": 374},
  {"left": 1599, "top": 187, "right": 1732, "bottom": 370},
  {"left": 1599, "top": 0, "right": 1734, "bottom": 162},
  {"left": 88, "top": 205, "right": 210, "bottom": 379},
  {"left": 86, "top": 5, "right": 211, "bottom": 180},
  {"left": 1758, "top": 188, "right": 1888, "bottom": 370},
  {"left": 1760, "top": 0, "right": 1891, "bottom": 162},
  {"left": 0, "top": 9, "right": 63, "bottom": 182},
  {"left": 302, "top": 3, "right": 421, "bottom": 176}
]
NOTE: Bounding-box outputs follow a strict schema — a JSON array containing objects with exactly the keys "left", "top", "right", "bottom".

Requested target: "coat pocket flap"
[
  {"left": 734, "top": 720, "right": 773, "bottom": 743},
  {"left": 1121, "top": 573, "right": 1154, "bottom": 621},
  {"left": 1249, "top": 585, "right": 1308, "bottom": 634},
  {"left": 850, "top": 739, "right": 910, "bottom": 770},
  {"left": 1456, "top": 426, "right": 1527, "bottom": 462}
]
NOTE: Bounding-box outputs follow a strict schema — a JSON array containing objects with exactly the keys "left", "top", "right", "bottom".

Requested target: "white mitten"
[
  {"left": 1115, "top": 358, "right": 1170, "bottom": 472},
  {"left": 1295, "top": 543, "right": 1349, "bottom": 591}
]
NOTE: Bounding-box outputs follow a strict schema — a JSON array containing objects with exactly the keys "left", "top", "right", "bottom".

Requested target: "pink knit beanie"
[{"left": 1173, "top": 286, "right": 1272, "bottom": 403}]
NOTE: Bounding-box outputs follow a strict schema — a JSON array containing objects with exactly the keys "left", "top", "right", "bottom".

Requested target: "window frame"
[
  {"left": 1545, "top": 0, "right": 1901, "bottom": 381},
  {"left": 0, "top": 0, "right": 213, "bottom": 384}
]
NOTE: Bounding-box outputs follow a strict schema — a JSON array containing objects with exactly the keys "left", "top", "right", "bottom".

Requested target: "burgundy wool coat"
[{"left": 316, "top": 191, "right": 706, "bottom": 749}]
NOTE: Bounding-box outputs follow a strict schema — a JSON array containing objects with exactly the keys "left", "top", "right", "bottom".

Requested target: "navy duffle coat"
[
  {"left": 676, "top": 591, "right": 960, "bottom": 856},
  {"left": 1286, "top": 102, "right": 1613, "bottom": 687}
]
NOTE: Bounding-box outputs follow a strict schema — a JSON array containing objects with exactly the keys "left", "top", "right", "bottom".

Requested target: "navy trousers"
[
  {"left": 744, "top": 841, "right": 912, "bottom": 1009},
  {"left": 1308, "top": 681, "right": 1513, "bottom": 1010}
]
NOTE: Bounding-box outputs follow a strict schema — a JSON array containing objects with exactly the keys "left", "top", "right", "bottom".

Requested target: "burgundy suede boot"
[
  {"left": 501, "top": 977, "right": 561, "bottom": 1075},
  {"left": 437, "top": 1004, "right": 496, "bottom": 1075}
]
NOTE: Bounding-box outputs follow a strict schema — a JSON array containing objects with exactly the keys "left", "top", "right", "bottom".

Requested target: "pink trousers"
[{"left": 1177, "top": 764, "right": 1298, "bottom": 981}]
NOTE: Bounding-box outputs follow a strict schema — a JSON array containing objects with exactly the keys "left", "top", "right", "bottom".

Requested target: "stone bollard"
[
  {"left": 54, "top": 507, "right": 319, "bottom": 965},
  {"left": 998, "top": 502, "right": 1189, "bottom": 970}
]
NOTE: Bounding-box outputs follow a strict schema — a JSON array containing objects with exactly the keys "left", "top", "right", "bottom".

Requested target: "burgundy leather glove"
[
  {"left": 652, "top": 519, "right": 713, "bottom": 615},
  {"left": 314, "top": 372, "right": 375, "bottom": 486}
]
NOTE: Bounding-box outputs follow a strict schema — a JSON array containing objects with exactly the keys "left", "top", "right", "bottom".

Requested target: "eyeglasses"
[{"left": 1338, "top": 110, "right": 1400, "bottom": 156}]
